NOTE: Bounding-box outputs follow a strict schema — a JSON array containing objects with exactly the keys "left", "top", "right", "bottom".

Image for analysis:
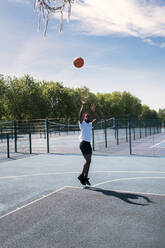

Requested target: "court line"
[
  {"left": 0, "top": 186, "right": 66, "bottom": 220},
  {"left": 0, "top": 172, "right": 80, "bottom": 180},
  {"left": 1, "top": 179, "right": 165, "bottom": 221},
  {"left": 0, "top": 186, "right": 83, "bottom": 220},
  {"left": 1, "top": 170, "right": 165, "bottom": 180},
  {"left": 68, "top": 184, "right": 165, "bottom": 197},
  {"left": 93, "top": 176, "right": 165, "bottom": 190},
  {"left": 150, "top": 140, "right": 165, "bottom": 148}
]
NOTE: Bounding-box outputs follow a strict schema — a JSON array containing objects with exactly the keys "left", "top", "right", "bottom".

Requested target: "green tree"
[
  {"left": 158, "top": 109, "right": 165, "bottom": 126},
  {"left": 96, "top": 93, "right": 113, "bottom": 119},
  {"left": 140, "top": 105, "right": 158, "bottom": 120},
  {"left": 42, "top": 81, "right": 77, "bottom": 120},
  {"left": 0, "top": 74, "right": 7, "bottom": 120},
  {"left": 121, "top": 91, "right": 142, "bottom": 118},
  {"left": 109, "top": 91, "right": 123, "bottom": 117},
  {"left": 4, "top": 75, "right": 49, "bottom": 120},
  {"left": 0, "top": 74, "right": 160, "bottom": 122}
]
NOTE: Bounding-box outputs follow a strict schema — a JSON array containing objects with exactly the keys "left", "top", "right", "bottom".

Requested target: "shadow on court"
[{"left": 85, "top": 187, "right": 153, "bottom": 206}]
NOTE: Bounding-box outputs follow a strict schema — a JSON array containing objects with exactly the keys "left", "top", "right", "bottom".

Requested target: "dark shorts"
[{"left": 80, "top": 141, "right": 92, "bottom": 156}]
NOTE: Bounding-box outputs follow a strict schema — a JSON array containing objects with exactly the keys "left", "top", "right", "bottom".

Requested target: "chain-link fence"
[
  {"left": 0, "top": 118, "right": 164, "bottom": 160},
  {"left": 93, "top": 118, "right": 164, "bottom": 156}
]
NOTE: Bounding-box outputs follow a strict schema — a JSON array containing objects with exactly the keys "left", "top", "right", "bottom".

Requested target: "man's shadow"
[{"left": 85, "top": 187, "right": 153, "bottom": 206}]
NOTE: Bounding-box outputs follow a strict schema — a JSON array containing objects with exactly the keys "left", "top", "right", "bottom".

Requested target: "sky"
[{"left": 1, "top": 0, "right": 165, "bottom": 111}]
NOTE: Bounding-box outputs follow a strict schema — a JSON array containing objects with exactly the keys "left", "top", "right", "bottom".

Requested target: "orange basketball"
[{"left": 73, "top": 57, "right": 84, "bottom": 68}]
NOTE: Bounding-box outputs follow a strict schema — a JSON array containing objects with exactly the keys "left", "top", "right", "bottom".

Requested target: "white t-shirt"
[{"left": 79, "top": 121, "right": 93, "bottom": 142}]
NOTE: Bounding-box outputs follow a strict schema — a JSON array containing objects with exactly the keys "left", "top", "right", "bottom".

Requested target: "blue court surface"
[{"left": 0, "top": 154, "right": 165, "bottom": 248}]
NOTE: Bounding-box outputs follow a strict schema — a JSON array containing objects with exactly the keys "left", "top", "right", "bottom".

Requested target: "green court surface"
[{"left": 0, "top": 154, "right": 165, "bottom": 248}]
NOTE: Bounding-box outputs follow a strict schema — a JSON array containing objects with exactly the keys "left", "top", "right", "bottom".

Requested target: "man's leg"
[{"left": 82, "top": 154, "right": 91, "bottom": 178}]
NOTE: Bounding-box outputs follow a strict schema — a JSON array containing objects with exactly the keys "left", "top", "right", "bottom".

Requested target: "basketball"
[{"left": 73, "top": 57, "right": 84, "bottom": 68}]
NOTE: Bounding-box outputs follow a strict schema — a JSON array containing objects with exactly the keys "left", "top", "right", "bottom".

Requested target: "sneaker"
[
  {"left": 78, "top": 174, "right": 86, "bottom": 185},
  {"left": 85, "top": 177, "right": 91, "bottom": 186}
]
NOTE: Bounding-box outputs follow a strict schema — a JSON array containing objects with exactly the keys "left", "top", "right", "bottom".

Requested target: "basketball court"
[
  {"left": 1, "top": 0, "right": 165, "bottom": 247},
  {"left": 0, "top": 154, "right": 165, "bottom": 247}
]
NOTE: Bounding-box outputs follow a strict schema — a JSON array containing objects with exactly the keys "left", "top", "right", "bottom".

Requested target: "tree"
[
  {"left": 0, "top": 74, "right": 6, "bottom": 120},
  {"left": 4, "top": 75, "right": 49, "bottom": 120},
  {"left": 140, "top": 105, "right": 158, "bottom": 120},
  {"left": 158, "top": 109, "right": 165, "bottom": 126},
  {"left": 42, "top": 81, "right": 77, "bottom": 120},
  {"left": 109, "top": 92, "right": 123, "bottom": 117},
  {"left": 96, "top": 93, "right": 113, "bottom": 119},
  {"left": 121, "top": 91, "right": 142, "bottom": 118},
  {"left": 0, "top": 74, "right": 160, "bottom": 122}
]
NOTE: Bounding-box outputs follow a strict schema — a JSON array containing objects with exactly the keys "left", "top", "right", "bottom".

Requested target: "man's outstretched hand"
[
  {"left": 91, "top": 103, "right": 95, "bottom": 112},
  {"left": 81, "top": 99, "right": 86, "bottom": 105}
]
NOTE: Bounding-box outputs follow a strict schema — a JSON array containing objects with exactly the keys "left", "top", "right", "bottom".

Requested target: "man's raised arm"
[
  {"left": 91, "top": 104, "right": 99, "bottom": 126},
  {"left": 79, "top": 99, "right": 86, "bottom": 123}
]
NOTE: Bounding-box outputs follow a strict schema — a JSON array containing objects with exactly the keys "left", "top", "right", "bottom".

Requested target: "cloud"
[
  {"left": 70, "top": 0, "right": 165, "bottom": 39},
  {"left": 142, "top": 39, "right": 165, "bottom": 48},
  {"left": 33, "top": 0, "right": 165, "bottom": 47},
  {"left": 142, "top": 38, "right": 157, "bottom": 46}
]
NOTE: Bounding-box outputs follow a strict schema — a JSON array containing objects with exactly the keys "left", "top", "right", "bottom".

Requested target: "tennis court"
[{"left": 0, "top": 154, "right": 165, "bottom": 247}]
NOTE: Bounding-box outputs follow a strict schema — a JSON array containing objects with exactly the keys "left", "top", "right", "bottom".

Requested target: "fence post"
[
  {"left": 104, "top": 120, "right": 107, "bottom": 148},
  {"left": 126, "top": 120, "right": 128, "bottom": 142},
  {"left": 46, "top": 119, "right": 49, "bottom": 153},
  {"left": 128, "top": 119, "right": 132, "bottom": 155},
  {"left": 140, "top": 120, "right": 142, "bottom": 138},
  {"left": 126, "top": 127, "right": 128, "bottom": 142},
  {"left": 14, "top": 120, "right": 17, "bottom": 152},
  {"left": 29, "top": 132, "right": 32, "bottom": 154},
  {"left": 67, "top": 118, "right": 70, "bottom": 135},
  {"left": 7, "top": 133, "right": 10, "bottom": 158},
  {"left": 133, "top": 127, "right": 135, "bottom": 140},
  {"left": 11, "top": 121, "right": 14, "bottom": 139},
  {"left": 133, "top": 120, "right": 136, "bottom": 140},
  {"left": 145, "top": 122, "right": 147, "bottom": 136},
  {"left": 116, "top": 119, "right": 119, "bottom": 145},
  {"left": 114, "top": 117, "right": 117, "bottom": 139}
]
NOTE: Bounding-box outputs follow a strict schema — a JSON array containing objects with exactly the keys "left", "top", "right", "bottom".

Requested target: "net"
[{"left": 34, "top": 0, "right": 75, "bottom": 36}]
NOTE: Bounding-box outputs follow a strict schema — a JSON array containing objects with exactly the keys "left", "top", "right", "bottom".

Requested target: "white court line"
[
  {"left": 67, "top": 184, "right": 165, "bottom": 197},
  {"left": 0, "top": 172, "right": 80, "bottom": 180},
  {"left": 0, "top": 186, "right": 67, "bottom": 220},
  {"left": 93, "top": 176, "right": 165, "bottom": 187},
  {"left": 0, "top": 186, "right": 82, "bottom": 220},
  {"left": 150, "top": 140, "right": 165, "bottom": 148},
  {"left": 1, "top": 170, "right": 165, "bottom": 180},
  {"left": 1, "top": 180, "right": 165, "bottom": 220}
]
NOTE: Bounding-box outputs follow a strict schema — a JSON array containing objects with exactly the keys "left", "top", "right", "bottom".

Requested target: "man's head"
[{"left": 83, "top": 112, "right": 90, "bottom": 123}]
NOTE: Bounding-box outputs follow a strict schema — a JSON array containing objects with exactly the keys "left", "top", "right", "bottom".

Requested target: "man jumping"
[{"left": 78, "top": 99, "right": 99, "bottom": 186}]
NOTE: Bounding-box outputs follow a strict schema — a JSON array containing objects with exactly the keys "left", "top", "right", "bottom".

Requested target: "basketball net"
[{"left": 34, "top": 0, "right": 75, "bottom": 36}]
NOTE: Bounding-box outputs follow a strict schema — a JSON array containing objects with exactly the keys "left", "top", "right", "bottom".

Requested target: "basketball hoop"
[{"left": 34, "top": 0, "right": 75, "bottom": 36}]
